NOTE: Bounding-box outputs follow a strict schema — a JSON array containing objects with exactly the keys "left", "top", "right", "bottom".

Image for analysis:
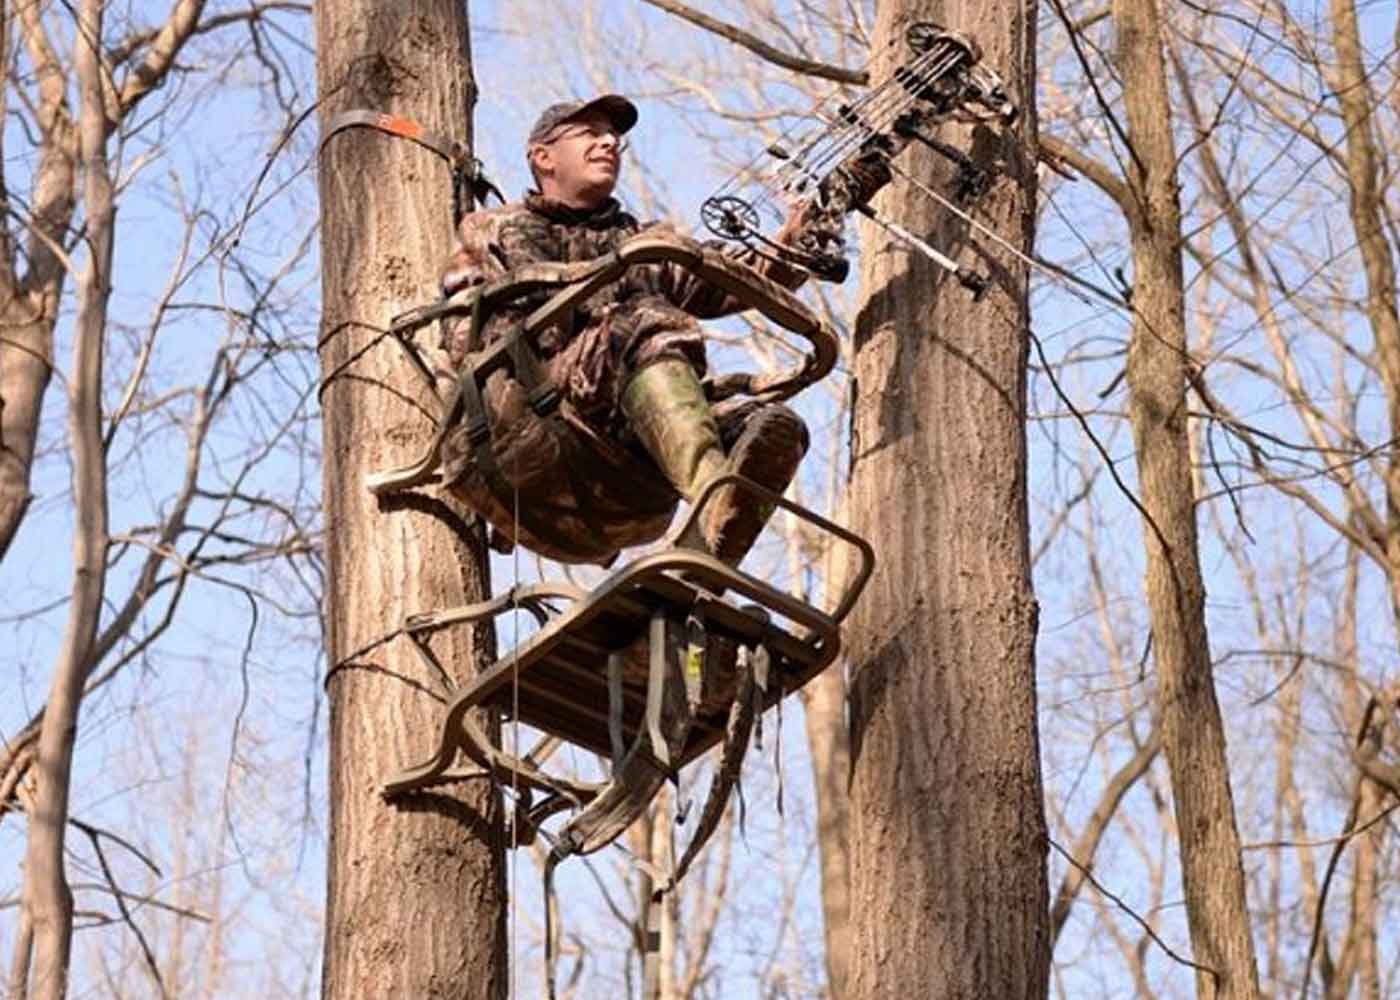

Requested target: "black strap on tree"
[{"left": 320, "top": 109, "right": 506, "bottom": 225}]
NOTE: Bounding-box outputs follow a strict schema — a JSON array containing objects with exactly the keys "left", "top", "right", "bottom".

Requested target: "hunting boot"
[
  {"left": 709, "top": 400, "right": 808, "bottom": 565},
  {"left": 622, "top": 360, "right": 808, "bottom": 566}
]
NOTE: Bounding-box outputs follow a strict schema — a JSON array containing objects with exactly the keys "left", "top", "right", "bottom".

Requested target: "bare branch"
[
  {"left": 116, "top": 0, "right": 208, "bottom": 116},
  {"left": 19, "top": 0, "right": 118, "bottom": 991},
  {"left": 1039, "top": 134, "right": 1132, "bottom": 215},
  {"left": 78, "top": 824, "right": 171, "bottom": 1000},
  {"left": 16, "top": 0, "right": 77, "bottom": 298},
  {"left": 106, "top": 2, "right": 311, "bottom": 68},
  {"left": 638, "top": 0, "right": 865, "bottom": 85},
  {"left": 1050, "top": 725, "right": 1162, "bottom": 944},
  {"left": 1049, "top": 837, "right": 1220, "bottom": 982}
]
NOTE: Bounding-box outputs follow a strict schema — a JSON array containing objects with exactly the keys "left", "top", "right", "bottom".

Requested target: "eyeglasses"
[{"left": 543, "top": 124, "right": 629, "bottom": 154}]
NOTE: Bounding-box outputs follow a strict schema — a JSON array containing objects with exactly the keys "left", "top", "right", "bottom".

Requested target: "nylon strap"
[
  {"left": 655, "top": 648, "right": 758, "bottom": 896},
  {"left": 454, "top": 365, "right": 582, "bottom": 556},
  {"left": 607, "top": 652, "right": 626, "bottom": 774},
  {"left": 379, "top": 290, "right": 608, "bottom": 557},
  {"left": 543, "top": 851, "right": 562, "bottom": 999},
  {"left": 320, "top": 109, "right": 506, "bottom": 221},
  {"left": 505, "top": 335, "right": 558, "bottom": 417},
  {"left": 322, "top": 109, "right": 465, "bottom": 164},
  {"left": 442, "top": 293, "right": 585, "bottom": 554},
  {"left": 646, "top": 610, "right": 671, "bottom": 768}
]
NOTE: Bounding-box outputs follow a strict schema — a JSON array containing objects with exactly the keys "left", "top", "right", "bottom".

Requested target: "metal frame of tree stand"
[{"left": 359, "top": 230, "right": 874, "bottom": 994}]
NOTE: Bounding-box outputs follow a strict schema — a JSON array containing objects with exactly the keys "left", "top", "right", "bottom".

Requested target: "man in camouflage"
[{"left": 438, "top": 94, "right": 811, "bottom": 568}]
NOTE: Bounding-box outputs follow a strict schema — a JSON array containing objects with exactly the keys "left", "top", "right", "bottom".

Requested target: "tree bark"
[
  {"left": 0, "top": 313, "right": 51, "bottom": 561},
  {"left": 315, "top": 3, "right": 507, "bottom": 997},
  {"left": 19, "top": 0, "right": 115, "bottom": 994},
  {"left": 798, "top": 491, "right": 852, "bottom": 998},
  {"left": 1112, "top": 0, "right": 1261, "bottom": 994},
  {"left": 844, "top": 2, "right": 1049, "bottom": 997},
  {"left": 1333, "top": 548, "right": 1380, "bottom": 1000},
  {"left": 1327, "top": 0, "right": 1400, "bottom": 625},
  {"left": 801, "top": 666, "right": 851, "bottom": 997},
  {"left": 0, "top": 0, "right": 76, "bottom": 563}
]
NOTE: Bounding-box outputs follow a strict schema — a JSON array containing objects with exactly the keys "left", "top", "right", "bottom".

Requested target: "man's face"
[{"left": 531, "top": 110, "right": 624, "bottom": 208}]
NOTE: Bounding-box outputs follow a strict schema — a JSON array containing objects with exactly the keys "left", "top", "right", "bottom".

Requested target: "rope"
[{"left": 509, "top": 444, "right": 522, "bottom": 996}]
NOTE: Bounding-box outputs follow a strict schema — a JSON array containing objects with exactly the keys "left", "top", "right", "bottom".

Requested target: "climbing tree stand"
[{"left": 349, "top": 229, "right": 872, "bottom": 994}]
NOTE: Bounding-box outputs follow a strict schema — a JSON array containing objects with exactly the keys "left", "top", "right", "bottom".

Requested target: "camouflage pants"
[
  {"left": 543, "top": 295, "right": 707, "bottom": 438},
  {"left": 440, "top": 302, "right": 752, "bottom": 566}
]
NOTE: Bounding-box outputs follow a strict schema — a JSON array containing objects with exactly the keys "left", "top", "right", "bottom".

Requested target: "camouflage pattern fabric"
[{"left": 436, "top": 193, "right": 805, "bottom": 565}]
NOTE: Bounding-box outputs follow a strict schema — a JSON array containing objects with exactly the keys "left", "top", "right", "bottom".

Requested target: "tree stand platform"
[{"left": 382, "top": 474, "right": 873, "bottom": 870}]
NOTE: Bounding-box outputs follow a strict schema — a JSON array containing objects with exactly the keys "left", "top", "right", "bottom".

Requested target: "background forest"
[{"left": 2, "top": 0, "right": 1399, "bottom": 997}]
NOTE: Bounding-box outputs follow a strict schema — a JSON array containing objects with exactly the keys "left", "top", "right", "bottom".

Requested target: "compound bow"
[{"left": 701, "top": 22, "right": 1017, "bottom": 297}]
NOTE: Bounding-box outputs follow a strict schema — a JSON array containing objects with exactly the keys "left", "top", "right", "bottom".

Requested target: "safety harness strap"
[
  {"left": 454, "top": 381, "right": 583, "bottom": 558},
  {"left": 656, "top": 643, "right": 758, "bottom": 897}
]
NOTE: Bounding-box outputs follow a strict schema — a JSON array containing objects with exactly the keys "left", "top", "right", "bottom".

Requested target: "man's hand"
[{"left": 774, "top": 199, "right": 816, "bottom": 246}]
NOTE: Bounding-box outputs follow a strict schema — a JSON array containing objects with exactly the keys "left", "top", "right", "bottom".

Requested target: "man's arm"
[{"left": 438, "top": 210, "right": 505, "bottom": 364}]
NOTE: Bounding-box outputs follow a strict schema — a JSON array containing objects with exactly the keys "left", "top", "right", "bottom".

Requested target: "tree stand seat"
[{"left": 353, "top": 230, "right": 842, "bottom": 565}]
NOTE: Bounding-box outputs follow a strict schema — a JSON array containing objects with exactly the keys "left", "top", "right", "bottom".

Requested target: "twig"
[
  {"left": 79, "top": 824, "right": 170, "bottom": 999},
  {"left": 1301, "top": 693, "right": 1400, "bottom": 998},
  {"left": 1048, "top": 836, "right": 1219, "bottom": 983},
  {"left": 1244, "top": 803, "right": 1398, "bottom": 851}
]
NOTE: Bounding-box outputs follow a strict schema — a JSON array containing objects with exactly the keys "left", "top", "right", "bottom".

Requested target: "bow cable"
[
  {"left": 780, "top": 44, "right": 966, "bottom": 190},
  {"left": 764, "top": 44, "right": 950, "bottom": 196}
]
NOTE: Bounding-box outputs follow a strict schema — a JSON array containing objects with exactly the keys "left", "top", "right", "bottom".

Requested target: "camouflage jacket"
[{"left": 439, "top": 192, "right": 803, "bottom": 427}]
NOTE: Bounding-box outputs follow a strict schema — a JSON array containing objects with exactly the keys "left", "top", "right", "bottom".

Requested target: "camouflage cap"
[{"left": 527, "top": 94, "right": 638, "bottom": 146}]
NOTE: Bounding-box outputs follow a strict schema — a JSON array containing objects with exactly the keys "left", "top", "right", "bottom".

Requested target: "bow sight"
[{"left": 701, "top": 22, "right": 1017, "bottom": 294}]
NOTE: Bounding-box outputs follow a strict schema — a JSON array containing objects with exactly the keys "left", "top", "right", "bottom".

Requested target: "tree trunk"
[
  {"left": 1335, "top": 549, "right": 1380, "bottom": 1000},
  {"left": 1113, "top": 0, "right": 1261, "bottom": 994},
  {"left": 801, "top": 666, "right": 850, "bottom": 997},
  {"left": 315, "top": 4, "right": 506, "bottom": 997},
  {"left": 800, "top": 492, "right": 852, "bottom": 998},
  {"left": 844, "top": 2, "right": 1049, "bottom": 997},
  {"left": 17, "top": 1, "right": 115, "bottom": 994},
  {"left": 0, "top": 0, "right": 79, "bottom": 565},
  {"left": 654, "top": 789, "right": 678, "bottom": 1000},
  {"left": 0, "top": 315, "right": 51, "bottom": 561},
  {"left": 1327, "top": 0, "right": 1400, "bottom": 625}
]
